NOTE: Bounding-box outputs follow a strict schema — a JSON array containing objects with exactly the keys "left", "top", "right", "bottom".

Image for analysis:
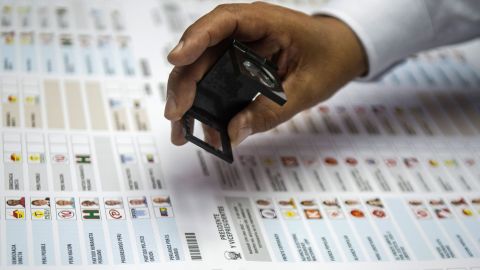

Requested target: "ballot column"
[
  {"left": 126, "top": 196, "right": 160, "bottom": 263},
  {"left": 79, "top": 197, "right": 109, "bottom": 265},
  {"left": 4, "top": 196, "right": 28, "bottom": 265},
  {"left": 29, "top": 197, "right": 55, "bottom": 265},
  {"left": 54, "top": 197, "right": 82, "bottom": 265},
  {"left": 252, "top": 197, "right": 294, "bottom": 262},
  {"left": 103, "top": 197, "right": 134, "bottom": 264},
  {"left": 150, "top": 195, "right": 185, "bottom": 261}
]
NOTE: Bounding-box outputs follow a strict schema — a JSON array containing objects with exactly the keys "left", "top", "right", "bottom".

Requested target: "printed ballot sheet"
[{"left": 0, "top": 0, "right": 480, "bottom": 269}]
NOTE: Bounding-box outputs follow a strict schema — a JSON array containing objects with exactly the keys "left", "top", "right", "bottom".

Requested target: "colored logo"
[
  {"left": 82, "top": 209, "right": 100, "bottom": 219},
  {"left": 133, "top": 100, "right": 142, "bottom": 109},
  {"left": 464, "top": 159, "right": 475, "bottom": 167},
  {"left": 154, "top": 206, "right": 174, "bottom": 218},
  {"left": 10, "top": 209, "right": 25, "bottom": 219},
  {"left": 372, "top": 209, "right": 386, "bottom": 218},
  {"left": 25, "top": 95, "right": 39, "bottom": 105},
  {"left": 57, "top": 209, "right": 75, "bottom": 219},
  {"left": 304, "top": 209, "right": 322, "bottom": 219},
  {"left": 130, "top": 208, "right": 149, "bottom": 219},
  {"left": 261, "top": 156, "right": 275, "bottom": 166},
  {"left": 159, "top": 207, "right": 169, "bottom": 217},
  {"left": 281, "top": 209, "right": 299, "bottom": 219},
  {"left": 414, "top": 208, "right": 430, "bottom": 219},
  {"left": 75, "top": 154, "right": 91, "bottom": 164},
  {"left": 108, "top": 209, "right": 123, "bottom": 219},
  {"left": 384, "top": 158, "right": 397, "bottom": 167},
  {"left": 345, "top": 157, "right": 357, "bottom": 166},
  {"left": 403, "top": 157, "right": 419, "bottom": 168},
  {"left": 109, "top": 99, "right": 122, "bottom": 108},
  {"left": 32, "top": 209, "right": 50, "bottom": 219},
  {"left": 429, "top": 159, "right": 439, "bottom": 167},
  {"left": 120, "top": 154, "right": 135, "bottom": 164},
  {"left": 365, "top": 158, "right": 376, "bottom": 165},
  {"left": 7, "top": 95, "right": 17, "bottom": 103},
  {"left": 52, "top": 154, "right": 68, "bottom": 163},
  {"left": 326, "top": 209, "right": 344, "bottom": 219},
  {"left": 281, "top": 156, "right": 298, "bottom": 167},
  {"left": 259, "top": 208, "right": 276, "bottom": 219},
  {"left": 145, "top": 153, "right": 155, "bottom": 163},
  {"left": 10, "top": 153, "right": 21, "bottom": 162},
  {"left": 444, "top": 159, "right": 458, "bottom": 167},
  {"left": 434, "top": 208, "right": 452, "bottom": 219},
  {"left": 301, "top": 156, "right": 318, "bottom": 167},
  {"left": 28, "top": 153, "right": 45, "bottom": 163},
  {"left": 350, "top": 209, "right": 365, "bottom": 218},
  {"left": 462, "top": 208, "right": 473, "bottom": 216}
]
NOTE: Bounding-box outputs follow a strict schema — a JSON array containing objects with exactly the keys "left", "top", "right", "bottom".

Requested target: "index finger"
[{"left": 167, "top": 3, "right": 271, "bottom": 66}]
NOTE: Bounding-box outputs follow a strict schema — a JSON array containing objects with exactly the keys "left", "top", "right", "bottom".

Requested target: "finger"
[
  {"left": 228, "top": 74, "right": 308, "bottom": 146},
  {"left": 245, "top": 38, "right": 281, "bottom": 59},
  {"left": 171, "top": 120, "right": 188, "bottom": 146},
  {"left": 202, "top": 124, "right": 222, "bottom": 149},
  {"left": 168, "top": 3, "right": 271, "bottom": 66},
  {"left": 227, "top": 96, "right": 285, "bottom": 146},
  {"left": 164, "top": 45, "right": 226, "bottom": 121}
]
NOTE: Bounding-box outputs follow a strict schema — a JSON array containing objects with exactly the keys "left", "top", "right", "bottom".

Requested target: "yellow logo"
[
  {"left": 28, "top": 153, "right": 44, "bottom": 163},
  {"left": 25, "top": 96, "right": 39, "bottom": 105},
  {"left": 7, "top": 95, "right": 17, "bottom": 103},
  {"left": 12, "top": 209, "right": 25, "bottom": 219},
  {"left": 429, "top": 160, "right": 439, "bottom": 167},
  {"left": 32, "top": 210, "right": 45, "bottom": 219},
  {"left": 444, "top": 159, "right": 457, "bottom": 167},
  {"left": 10, "top": 153, "right": 21, "bottom": 162},
  {"left": 282, "top": 210, "right": 298, "bottom": 219}
]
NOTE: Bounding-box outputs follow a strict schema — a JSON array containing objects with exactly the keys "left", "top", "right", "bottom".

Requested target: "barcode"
[{"left": 185, "top": 232, "right": 202, "bottom": 261}]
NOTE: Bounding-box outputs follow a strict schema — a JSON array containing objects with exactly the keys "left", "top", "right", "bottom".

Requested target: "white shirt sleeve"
[{"left": 316, "top": 0, "right": 480, "bottom": 80}]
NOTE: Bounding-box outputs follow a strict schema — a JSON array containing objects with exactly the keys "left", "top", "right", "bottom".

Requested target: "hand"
[{"left": 164, "top": 2, "right": 367, "bottom": 147}]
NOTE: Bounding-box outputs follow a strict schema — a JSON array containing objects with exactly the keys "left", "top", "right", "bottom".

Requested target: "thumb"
[{"left": 228, "top": 76, "right": 301, "bottom": 146}]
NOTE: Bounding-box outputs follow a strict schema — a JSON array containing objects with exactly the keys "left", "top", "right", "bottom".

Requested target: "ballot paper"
[{"left": 0, "top": 0, "right": 479, "bottom": 269}]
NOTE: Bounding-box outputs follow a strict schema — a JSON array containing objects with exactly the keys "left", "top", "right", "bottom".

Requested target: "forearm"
[{"left": 316, "top": 0, "right": 480, "bottom": 80}]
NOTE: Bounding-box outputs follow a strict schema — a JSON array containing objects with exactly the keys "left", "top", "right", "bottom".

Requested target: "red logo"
[
  {"left": 58, "top": 210, "right": 74, "bottom": 219},
  {"left": 109, "top": 209, "right": 123, "bottom": 219}
]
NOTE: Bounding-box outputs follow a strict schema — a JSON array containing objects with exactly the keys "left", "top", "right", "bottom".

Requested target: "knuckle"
[
  {"left": 168, "top": 66, "right": 183, "bottom": 82},
  {"left": 260, "top": 108, "right": 281, "bottom": 131},
  {"left": 214, "top": 3, "right": 239, "bottom": 15},
  {"left": 183, "top": 24, "right": 195, "bottom": 37}
]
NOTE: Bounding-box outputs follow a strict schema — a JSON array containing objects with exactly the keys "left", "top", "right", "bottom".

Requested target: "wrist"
[{"left": 314, "top": 15, "right": 368, "bottom": 79}]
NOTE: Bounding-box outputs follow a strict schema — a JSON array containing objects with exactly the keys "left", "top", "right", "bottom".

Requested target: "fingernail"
[
  {"left": 164, "top": 92, "right": 177, "bottom": 119},
  {"left": 233, "top": 126, "right": 252, "bottom": 146},
  {"left": 169, "top": 40, "right": 184, "bottom": 56}
]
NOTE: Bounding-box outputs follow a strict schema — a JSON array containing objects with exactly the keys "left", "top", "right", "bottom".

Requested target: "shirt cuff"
[{"left": 315, "top": 0, "right": 434, "bottom": 81}]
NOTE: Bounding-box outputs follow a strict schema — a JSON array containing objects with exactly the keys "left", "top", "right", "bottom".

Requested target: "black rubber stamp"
[{"left": 182, "top": 39, "right": 287, "bottom": 163}]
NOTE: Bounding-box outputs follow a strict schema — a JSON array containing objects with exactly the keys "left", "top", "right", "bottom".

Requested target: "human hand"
[{"left": 164, "top": 2, "right": 367, "bottom": 147}]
